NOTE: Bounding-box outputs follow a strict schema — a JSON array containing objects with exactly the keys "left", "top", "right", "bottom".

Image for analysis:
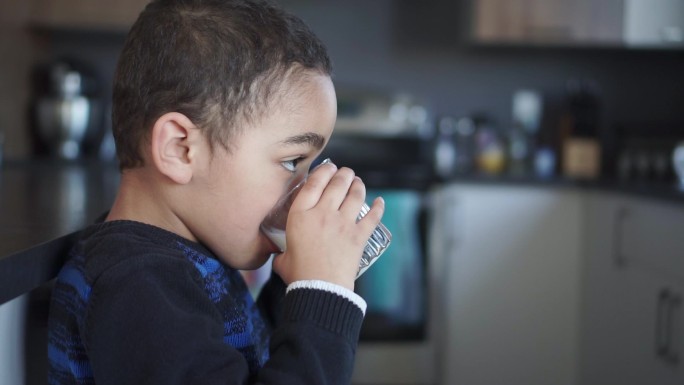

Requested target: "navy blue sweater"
[{"left": 47, "top": 220, "right": 364, "bottom": 385}]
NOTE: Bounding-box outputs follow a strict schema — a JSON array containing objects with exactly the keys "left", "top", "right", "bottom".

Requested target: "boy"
[{"left": 47, "top": 0, "right": 385, "bottom": 384}]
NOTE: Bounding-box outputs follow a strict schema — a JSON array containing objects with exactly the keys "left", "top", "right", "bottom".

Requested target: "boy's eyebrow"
[{"left": 280, "top": 132, "right": 326, "bottom": 150}]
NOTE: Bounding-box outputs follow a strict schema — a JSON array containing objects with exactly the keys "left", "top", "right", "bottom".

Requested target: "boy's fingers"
[
  {"left": 317, "top": 167, "right": 355, "bottom": 210},
  {"left": 291, "top": 162, "right": 337, "bottom": 210},
  {"left": 270, "top": 252, "right": 285, "bottom": 276},
  {"left": 357, "top": 197, "right": 385, "bottom": 235},
  {"left": 339, "top": 177, "right": 366, "bottom": 219}
]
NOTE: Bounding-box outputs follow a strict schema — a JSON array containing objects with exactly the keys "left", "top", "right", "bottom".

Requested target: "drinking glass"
[{"left": 260, "top": 159, "right": 392, "bottom": 278}]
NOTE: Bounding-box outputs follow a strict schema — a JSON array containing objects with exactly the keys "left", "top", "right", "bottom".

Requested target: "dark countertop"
[
  {"left": 438, "top": 173, "right": 684, "bottom": 205},
  {"left": 0, "top": 160, "right": 119, "bottom": 257}
]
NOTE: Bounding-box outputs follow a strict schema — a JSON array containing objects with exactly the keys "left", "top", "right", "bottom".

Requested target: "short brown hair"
[{"left": 112, "top": 0, "right": 332, "bottom": 169}]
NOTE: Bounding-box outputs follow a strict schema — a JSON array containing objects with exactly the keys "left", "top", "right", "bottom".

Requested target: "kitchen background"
[
  {"left": 1, "top": 0, "right": 684, "bottom": 175},
  {"left": 2, "top": 1, "right": 684, "bottom": 385}
]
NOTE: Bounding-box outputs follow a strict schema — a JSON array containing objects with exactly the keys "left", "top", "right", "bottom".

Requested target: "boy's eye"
[{"left": 281, "top": 157, "right": 304, "bottom": 172}]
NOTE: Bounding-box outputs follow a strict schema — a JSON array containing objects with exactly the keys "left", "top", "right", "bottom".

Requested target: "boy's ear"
[{"left": 149, "top": 112, "right": 203, "bottom": 185}]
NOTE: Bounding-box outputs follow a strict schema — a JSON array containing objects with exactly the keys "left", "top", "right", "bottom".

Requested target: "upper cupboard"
[{"left": 471, "top": 0, "right": 684, "bottom": 49}]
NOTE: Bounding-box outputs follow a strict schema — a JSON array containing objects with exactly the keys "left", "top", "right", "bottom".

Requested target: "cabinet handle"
[
  {"left": 656, "top": 288, "right": 670, "bottom": 359},
  {"left": 655, "top": 289, "right": 682, "bottom": 366},
  {"left": 612, "top": 207, "right": 630, "bottom": 268},
  {"left": 664, "top": 293, "right": 681, "bottom": 365}
]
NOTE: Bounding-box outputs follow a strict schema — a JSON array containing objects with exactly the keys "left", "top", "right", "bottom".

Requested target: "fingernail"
[{"left": 313, "top": 158, "right": 336, "bottom": 171}]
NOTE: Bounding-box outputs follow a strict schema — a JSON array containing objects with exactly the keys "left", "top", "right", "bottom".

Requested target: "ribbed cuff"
[
  {"left": 286, "top": 280, "right": 366, "bottom": 314},
  {"left": 283, "top": 283, "right": 365, "bottom": 343}
]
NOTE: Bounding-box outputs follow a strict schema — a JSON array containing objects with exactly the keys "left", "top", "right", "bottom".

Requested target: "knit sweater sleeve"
[{"left": 83, "top": 255, "right": 364, "bottom": 385}]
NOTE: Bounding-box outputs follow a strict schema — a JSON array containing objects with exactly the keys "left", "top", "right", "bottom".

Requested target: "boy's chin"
[
  {"left": 245, "top": 243, "right": 276, "bottom": 268},
  {"left": 214, "top": 246, "right": 271, "bottom": 270}
]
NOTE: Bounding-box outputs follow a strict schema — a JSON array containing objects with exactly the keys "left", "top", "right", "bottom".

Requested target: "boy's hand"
[{"left": 271, "top": 162, "right": 385, "bottom": 291}]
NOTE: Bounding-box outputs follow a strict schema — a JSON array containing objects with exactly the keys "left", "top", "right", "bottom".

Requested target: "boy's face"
[{"left": 184, "top": 73, "right": 337, "bottom": 269}]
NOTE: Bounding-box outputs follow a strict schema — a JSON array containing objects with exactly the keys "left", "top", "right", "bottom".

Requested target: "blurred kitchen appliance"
[
  {"left": 31, "top": 61, "right": 102, "bottom": 160},
  {"left": 335, "top": 87, "right": 433, "bottom": 139},
  {"left": 508, "top": 89, "right": 543, "bottom": 175},
  {"left": 317, "top": 89, "right": 438, "bottom": 384},
  {"left": 319, "top": 134, "right": 437, "bottom": 385}
]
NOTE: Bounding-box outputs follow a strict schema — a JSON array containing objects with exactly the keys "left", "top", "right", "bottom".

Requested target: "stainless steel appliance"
[
  {"left": 320, "top": 133, "right": 438, "bottom": 385},
  {"left": 31, "top": 61, "right": 102, "bottom": 160},
  {"left": 315, "top": 88, "right": 439, "bottom": 384}
]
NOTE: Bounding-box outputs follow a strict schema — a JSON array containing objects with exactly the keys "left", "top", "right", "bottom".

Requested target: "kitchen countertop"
[
  {"left": 439, "top": 173, "right": 684, "bottom": 205},
  {"left": 0, "top": 160, "right": 119, "bottom": 257}
]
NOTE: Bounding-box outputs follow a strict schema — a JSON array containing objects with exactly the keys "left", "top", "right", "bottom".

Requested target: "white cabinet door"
[
  {"left": 580, "top": 192, "right": 684, "bottom": 385},
  {"left": 434, "top": 184, "right": 583, "bottom": 385},
  {"left": 624, "top": 0, "right": 684, "bottom": 47},
  {"left": 619, "top": 196, "right": 684, "bottom": 283}
]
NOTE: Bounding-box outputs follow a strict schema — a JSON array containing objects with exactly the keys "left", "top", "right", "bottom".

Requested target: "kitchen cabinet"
[
  {"left": 472, "top": 0, "right": 623, "bottom": 46},
  {"left": 433, "top": 183, "right": 584, "bottom": 385},
  {"left": 471, "top": 0, "right": 684, "bottom": 48},
  {"left": 624, "top": 0, "right": 684, "bottom": 47},
  {"left": 580, "top": 191, "right": 684, "bottom": 385},
  {"left": 29, "top": 0, "right": 148, "bottom": 30}
]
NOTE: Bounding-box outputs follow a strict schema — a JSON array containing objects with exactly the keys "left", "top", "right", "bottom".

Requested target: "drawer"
[{"left": 618, "top": 197, "right": 684, "bottom": 283}]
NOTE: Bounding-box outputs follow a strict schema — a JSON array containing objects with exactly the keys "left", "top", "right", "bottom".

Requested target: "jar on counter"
[
  {"left": 674, "top": 141, "right": 684, "bottom": 188},
  {"left": 433, "top": 117, "right": 457, "bottom": 179},
  {"left": 474, "top": 121, "right": 505, "bottom": 175},
  {"left": 433, "top": 116, "right": 476, "bottom": 178}
]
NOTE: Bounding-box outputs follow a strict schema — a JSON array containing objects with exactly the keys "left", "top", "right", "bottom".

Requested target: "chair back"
[{"left": 0, "top": 231, "right": 81, "bottom": 385}]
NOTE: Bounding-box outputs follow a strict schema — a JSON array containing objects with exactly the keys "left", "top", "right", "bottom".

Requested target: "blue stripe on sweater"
[
  {"left": 48, "top": 343, "right": 93, "bottom": 379},
  {"left": 58, "top": 264, "right": 91, "bottom": 301}
]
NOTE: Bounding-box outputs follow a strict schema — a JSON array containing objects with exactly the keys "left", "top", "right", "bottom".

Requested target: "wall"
[
  {"left": 2, "top": 0, "right": 683, "bottom": 160},
  {"left": 0, "top": 1, "right": 34, "bottom": 160}
]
